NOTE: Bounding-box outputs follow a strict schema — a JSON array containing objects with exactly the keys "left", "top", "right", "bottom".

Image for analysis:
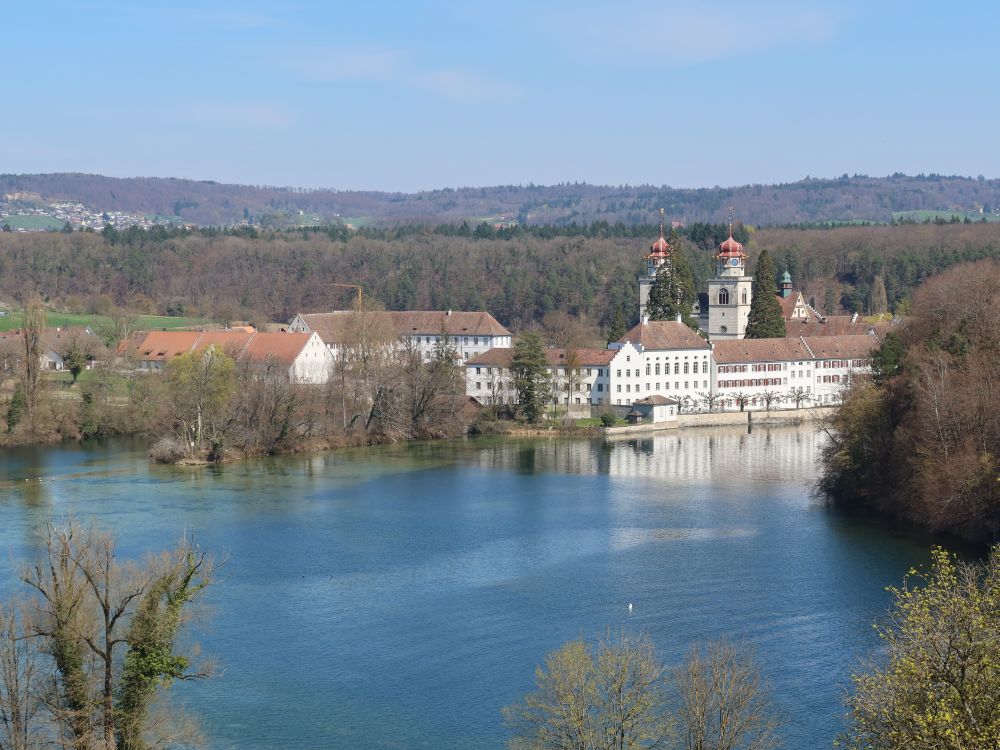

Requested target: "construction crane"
[{"left": 330, "top": 282, "right": 363, "bottom": 310}]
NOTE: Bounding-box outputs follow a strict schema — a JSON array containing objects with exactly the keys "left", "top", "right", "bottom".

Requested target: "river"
[{"left": 0, "top": 426, "right": 942, "bottom": 749}]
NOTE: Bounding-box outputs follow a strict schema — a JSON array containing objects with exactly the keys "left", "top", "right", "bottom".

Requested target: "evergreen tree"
[
  {"left": 510, "top": 332, "right": 551, "bottom": 423},
  {"left": 868, "top": 273, "right": 888, "bottom": 315},
  {"left": 745, "top": 249, "right": 786, "bottom": 338},
  {"left": 646, "top": 230, "right": 698, "bottom": 329}
]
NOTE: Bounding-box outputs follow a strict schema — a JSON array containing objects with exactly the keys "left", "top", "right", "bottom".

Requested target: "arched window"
[
  {"left": 742, "top": 290, "right": 748, "bottom": 304},
  {"left": 718, "top": 288, "right": 730, "bottom": 305}
]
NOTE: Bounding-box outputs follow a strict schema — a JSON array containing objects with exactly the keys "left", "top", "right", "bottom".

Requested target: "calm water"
[{"left": 0, "top": 427, "right": 943, "bottom": 749}]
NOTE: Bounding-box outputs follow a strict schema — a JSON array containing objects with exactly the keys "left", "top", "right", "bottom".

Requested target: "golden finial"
[
  {"left": 659, "top": 207, "right": 665, "bottom": 238},
  {"left": 727, "top": 205, "right": 734, "bottom": 238}
]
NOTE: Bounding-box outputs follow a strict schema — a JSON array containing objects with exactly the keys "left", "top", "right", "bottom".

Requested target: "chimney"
[
  {"left": 447, "top": 309, "right": 452, "bottom": 316},
  {"left": 642, "top": 314, "right": 649, "bottom": 325},
  {"left": 851, "top": 312, "right": 858, "bottom": 323},
  {"left": 675, "top": 313, "right": 682, "bottom": 324}
]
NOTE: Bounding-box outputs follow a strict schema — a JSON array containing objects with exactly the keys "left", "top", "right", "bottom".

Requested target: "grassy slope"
[{"left": 0, "top": 312, "right": 211, "bottom": 333}]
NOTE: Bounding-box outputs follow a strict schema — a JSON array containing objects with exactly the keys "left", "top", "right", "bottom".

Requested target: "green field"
[
  {"left": 1, "top": 214, "right": 66, "bottom": 231},
  {"left": 0, "top": 312, "right": 211, "bottom": 333},
  {"left": 340, "top": 216, "right": 372, "bottom": 227},
  {"left": 892, "top": 210, "right": 1000, "bottom": 223}
]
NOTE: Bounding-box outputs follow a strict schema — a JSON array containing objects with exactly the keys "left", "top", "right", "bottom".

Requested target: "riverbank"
[{"left": 602, "top": 406, "right": 834, "bottom": 437}]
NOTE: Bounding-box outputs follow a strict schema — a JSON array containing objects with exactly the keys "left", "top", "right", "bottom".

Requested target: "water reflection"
[
  {"left": 466, "top": 425, "right": 821, "bottom": 486},
  {"left": 0, "top": 426, "right": 942, "bottom": 750}
]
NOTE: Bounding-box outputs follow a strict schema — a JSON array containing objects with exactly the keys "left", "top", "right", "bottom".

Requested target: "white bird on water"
[{"left": 628, "top": 602, "right": 633, "bottom": 612}]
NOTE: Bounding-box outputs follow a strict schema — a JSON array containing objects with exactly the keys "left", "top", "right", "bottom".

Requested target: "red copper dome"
[
  {"left": 717, "top": 234, "right": 745, "bottom": 257},
  {"left": 648, "top": 234, "right": 670, "bottom": 258}
]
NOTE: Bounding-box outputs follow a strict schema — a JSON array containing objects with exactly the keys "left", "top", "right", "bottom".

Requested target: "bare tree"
[
  {"left": 0, "top": 601, "right": 43, "bottom": 750},
  {"left": 698, "top": 391, "right": 722, "bottom": 413},
  {"left": 759, "top": 390, "right": 782, "bottom": 413},
  {"left": 672, "top": 640, "right": 781, "bottom": 750},
  {"left": 503, "top": 632, "right": 672, "bottom": 750},
  {"left": 732, "top": 392, "right": 751, "bottom": 412},
  {"left": 786, "top": 387, "right": 810, "bottom": 410},
  {"left": 17, "top": 522, "right": 213, "bottom": 750}
]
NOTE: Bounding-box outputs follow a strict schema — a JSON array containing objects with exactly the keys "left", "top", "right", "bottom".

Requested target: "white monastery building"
[{"left": 289, "top": 310, "right": 512, "bottom": 361}]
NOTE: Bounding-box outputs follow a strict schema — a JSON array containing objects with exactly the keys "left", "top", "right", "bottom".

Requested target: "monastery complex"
[{"left": 123, "top": 216, "right": 893, "bottom": 416}]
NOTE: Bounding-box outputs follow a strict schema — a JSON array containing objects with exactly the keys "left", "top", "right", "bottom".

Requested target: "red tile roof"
[
  {"left": 712, "top": 338, "right": 813, "bottom": 364},
  {"left": 784, "top": 315, "right": 894, "bottom": 337},
  {"left": 243, "top": 332, "right": 312, "bottom": 365},
  {"left": 802, "top": 335, "right": 879, "bottom": 360},
  {"left": 137, "top": 331, "right": 201, "bottom": 362},
  {"left": 618, "top": 320, "right": 711, "bottom": 351},
  {"left": 134, "top": 330, "right": 313, "bottom": 366},
  {"left": 467, "top": 347, "right": 615, "bottom": 367}
]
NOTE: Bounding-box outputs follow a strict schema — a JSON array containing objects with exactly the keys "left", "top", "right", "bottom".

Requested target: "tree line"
[
  {"left": 1, "top": 299, "right": 469, "bottom": 457},
  {"left": 0, "top": 223, "right": 997, "bottom": 338}
]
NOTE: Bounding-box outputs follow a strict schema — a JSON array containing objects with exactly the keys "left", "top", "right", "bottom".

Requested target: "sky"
[{"left": 3, "top": 1, "right": 998, "bottom": 192}]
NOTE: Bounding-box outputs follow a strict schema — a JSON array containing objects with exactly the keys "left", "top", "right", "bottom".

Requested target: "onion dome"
[
  {"left": 716, "top": 233, "right": 745, "bottom": 258},
  {"left": 782, "top": 270, "right": 792, "bottom": 284},
  {"left": 648, "top": 232, "right": 670, "bottom": 259}
]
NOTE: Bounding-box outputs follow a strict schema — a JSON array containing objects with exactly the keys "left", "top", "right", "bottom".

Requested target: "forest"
[
  {"left": 818, "top": 260, "right": 1000, "bottom": 542},
  {"left": 0, "top": 221, "right": 997, "bottom": 338}
]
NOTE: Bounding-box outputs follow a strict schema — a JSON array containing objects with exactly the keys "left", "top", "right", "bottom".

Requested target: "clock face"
[{"left": 730, "top": 258, "right": 740, "bottom": 267}]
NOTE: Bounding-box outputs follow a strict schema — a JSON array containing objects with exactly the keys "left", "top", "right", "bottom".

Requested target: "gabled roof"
[
  {"left": 467, "top": 347, "right": 616, "bottom": 368},
  {"left": 777, "top": 292, "right": 816, "bottom": 322},
  {"left": 634, "top": 395, "right": 679, "bottom": 405},
  {"left": 138, "top": 331, "right": 201, "bottom": 361},
  {"left": 785, "top": 315, "right": 895, "bottom": 338},
  {"left": 243, "top": 332, "right": 313, "bottom": 365},
  {"left": 294, "top": 310, "right": 511, "bottom": 343},
  {"left": 712, "top": 338, "right": 813, "bottom": 364},
  {"left": 802, "top": 335, "right": 879, "bottom": 360},
  {"left": 134, "top": 330, "right": 314, "bottom": 366},
  {"left": 618, "top": 320, "right": 711, "bottom": 352}
]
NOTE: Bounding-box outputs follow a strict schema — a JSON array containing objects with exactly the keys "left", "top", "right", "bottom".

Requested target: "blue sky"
[{"left": 3, "top": 1, "right": 997, "bottom": 191}]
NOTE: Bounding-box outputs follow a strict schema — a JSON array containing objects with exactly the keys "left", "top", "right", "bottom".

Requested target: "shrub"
[{"left": 149, "top": 437, "right": 186, "bottom": 464}]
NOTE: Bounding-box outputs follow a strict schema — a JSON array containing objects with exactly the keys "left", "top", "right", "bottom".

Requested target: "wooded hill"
[
  {"left": 4, "top": 172, "right": 1000, "bottom": 227},
  {"left": 819, "top": 260, "right": 1000, "bottom": 542},
  {"left": 0, "top": 222, "right": 996, "bottom": 335}
]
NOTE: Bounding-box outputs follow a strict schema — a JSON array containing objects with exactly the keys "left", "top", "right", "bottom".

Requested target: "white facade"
[
  {"left": 711, "top": 335, "right": 876, "bottom": 411},
  {"left": 289, "top": 311, "right": 512, "bottom": 363},
  {"left": 286, "top": 332, "right": 336, "bottom": 384},
  {"left": 466, "top": 333, "right": 877, "bottom": 414},
  {"left": 466, "top": 349, "right": 614, "bottom": 406},
  {"left": 606, "top": 341, "right": 711, "bottom": 408}
]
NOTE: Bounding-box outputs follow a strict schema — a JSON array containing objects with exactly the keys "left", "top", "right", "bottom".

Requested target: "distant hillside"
[{"left": 3, "top": 172, "right": 1000, "bottom": 228}]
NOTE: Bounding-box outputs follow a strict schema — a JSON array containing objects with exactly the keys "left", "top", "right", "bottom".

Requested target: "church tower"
[
  {"left": 638, "top": 208, "right": 672, "bottom": 320},
  {"left": 707, "top": 221, "right": 752, "bottom": 339}
]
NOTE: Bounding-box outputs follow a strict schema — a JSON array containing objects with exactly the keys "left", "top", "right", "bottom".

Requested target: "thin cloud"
[
  {"left": 541, "top": 1, "right": 846, "bottom": 66},
  {"left": 281, "top": 47, "right": 521, "bottom": 102}
]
